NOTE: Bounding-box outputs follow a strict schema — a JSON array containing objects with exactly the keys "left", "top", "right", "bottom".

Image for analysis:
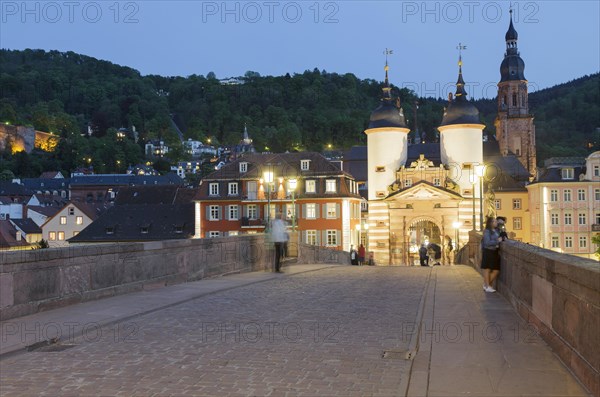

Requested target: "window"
[
  {"left": 563, "top": 189, "right": 572, "bottom": 202},
  {"left": 306, "top": 203, "right": 316, "bottom": 219},
  {"left": 140, "top": 227, "right": 149, "bottom": 234},
  {"left": 58, "top": 232, "right": 65, "bottom": 241},
  {"left": 228, "top": 183, "right": 238, "bottom": 196},
  {"left": 239, "top": 162, "right": 248, "bottom": 173},
  {"left": 305, "top": 180, "right": 316, "bottom": 193},
  {"left": 247, "top": 181, "right": 258, "bottom": 200},
  {"left": 551, "top": 213, "right": 559, "bottom": 225},
  {"left": 73, "top": 231, "right": 79, "bottom": 237},
  {"left": 285, "top": 204, "right": 296, "bottom": 220},
  {"left": 68, "top": 207, "right": 75, "bottom": 216},
  {"left": 325, "top": 179, "right": 336, "bottom": 193},
  {"left": 561, "top": 168, "right": 574, "bottom": 180},
  {"left": 49, "top": 232, "right": 56, "bottom": 241},
  {"left": 565, "top": 236, "right": 573, "bottom": 248},
  {"left": 375, "top": 166, "right": 385, "bottom": 173},
  {"left": 512, "top": 93, "right": 517, "bottom": 106},
  {"left": 433, "top": 178, "right": 441, "bottom": 187},
  {"left": 550, "top": 190, "right": 558, "bottom": 202},
  {"left": 594, "top": 165, "right": 599, "bottom": 177},
  {"left": 208, "top": 231, "right": 221, "bottom": 238},
  {"left": 579, "top": 236, "right": 587, "bottom": 248},
  {"left": 306, "top": 230, "right": 317, "bottom": 245},
  {"left": 578, "top": 189, "right": 586, "bottom": 201},
  {"left": 228, "top": 205, "right": 239, "bottom": 220},
  {"left": 551, "top": 236, "right": 559, "bottom": 248},
  {"left": 578, "top": 213, "right": 586, "bottom": 225},
  {"left": 326, "top": 203, "right": 337, "bottom": 218},
  {"left": 209, "top": 183, "right": 219, "bottom": 196},
  {"left": 326, "top": 230, "right": 338, "bottom": 246},
  {"left": 174, "top": 226, "right": 183, "bottom": 234},
  {"left": 60, "top": 216, "right": 67, "bottom": 225},
  {"left": 300, "top": 160, "right": 310, "bottom": 171},
  {"left": 564, "top": 213, "right": 572, "bottom": 225},
  {"left": 209, "top": 205, "right": 220, "bottom": 221},
  {"left": 513, "top": 217, "right": 522, "bottom": 230},
  {"left": 247, "top": 205, "right": 257, "bottom": 220},
  {"left": 404, "top": 179, "right": 412, "bottom": 188},
  {"left": 512, "top": 199, "right": 522, "bottom": 210},
  {"left": 494, "top": 199, "right": 502, "bottom": 210},
  {"left": 596, "top": 213, "right": 600, "bottom": 225},
  {"left": 76, "top": 216, "right": 83, "bottom": 225},
  {"left": 595, "top": 189, "right": 600, "bottom": 201},
  {"left": 105, "top": 227, "right": 114, "bottom": 235}
]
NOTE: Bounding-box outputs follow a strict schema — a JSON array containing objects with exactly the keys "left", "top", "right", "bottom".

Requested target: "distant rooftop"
[{"left": 543, "top": 157, "right": 586, "bottom": 168}]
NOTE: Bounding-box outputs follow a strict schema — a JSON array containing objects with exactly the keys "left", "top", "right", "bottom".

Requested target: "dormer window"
[
  {"left": 561, "top": 168, "right": 574, "bottom": 180},
  {"left": 174, "top": 225, "right": 183, "bottom": 234},
  {"left": 325, "top": 179, "right": 336, "bottom": 193},
  {"left": 209, "top": 182, "right": 219, "bottom": 196},
  {"left": 300, "top": 160, "right": 310, "bottom": 171},
  {"left": 105, "top": 227, "right": 114, "bottom": 235},
  {"left": 375, "top": 166, "right": 385, "bottom": 173},
  {"left": 141, "top": 226, "right": 149, "bottom": 234},
  {"left": 239, "top": 162, "right": 248, "bottom": 173}
]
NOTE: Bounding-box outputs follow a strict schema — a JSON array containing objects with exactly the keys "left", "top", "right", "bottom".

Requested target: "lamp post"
[
  {"left": 264, "top": 170, "right": 274, "bottom": 227},
  {"left": 289, "top": 178, "right": 297, "bottom": 231},
  {"left": 469, "top": 172, "right": 477, "bottom": 231},
  {"left": 475, "top": 164, "right": 485, "bottom": 231}
]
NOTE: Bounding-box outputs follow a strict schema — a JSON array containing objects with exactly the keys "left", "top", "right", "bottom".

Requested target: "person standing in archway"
[{"left": 481, "top": 217, "right": 502, "bottom": 292}]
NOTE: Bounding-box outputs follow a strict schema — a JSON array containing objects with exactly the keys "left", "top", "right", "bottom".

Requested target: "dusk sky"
[{"left": 2, "top": 1, "right": 599, "bottom": 98}]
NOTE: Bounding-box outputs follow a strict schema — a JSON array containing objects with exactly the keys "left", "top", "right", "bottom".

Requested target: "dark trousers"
[
  {"left": 274, "top": 242, "right": 284, "bottom": 272},
  {"left": 420, "top": 256, "right": 429, "bottom": 266}
]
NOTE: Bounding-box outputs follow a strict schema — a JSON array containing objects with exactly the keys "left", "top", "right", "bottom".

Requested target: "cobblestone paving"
[{"left": 0, "top": 267, "right": 430, "bottom": 396}]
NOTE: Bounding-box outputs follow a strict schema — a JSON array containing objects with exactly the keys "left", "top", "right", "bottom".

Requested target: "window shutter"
[
  {"left": 322, "top": 204, "right": 327, "bottom": 218},
  {"left": 302, "top": 204, "right": 306, "bottom": 219},
  {"left": 322, "top": 230, "right": 327, "bottom": 246},
  {"left": 336, "top": 203, "right": 340, "bottom": 219},
  {"left": 236, "top": 205, "right": 240, "bottom": 220},
  {"left": 316, "top": 231, "right": 321, "bottom": 246},
  {"left": 218, "top": 206, "right": 222, "bottom": 221},
  {"left": 205, "top": 206, "right": 210, "bottom": 220},
  {"left": 336, "top": 230, "right": 340, "bottom": 247},
  {"left": 315, "top": 204, "right": 320, "bottom": 219}
]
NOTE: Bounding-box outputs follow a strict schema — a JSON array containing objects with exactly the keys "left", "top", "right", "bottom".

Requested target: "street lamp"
[
  {"left": 469, "top": 171, "right": 477, "bottom": 231},
  {"left": 264, "top": 170, "right": 274, "bottom": 226},
  {"left": 475, "top": 164, "right": 485, "bottom": 231},
  {"left": 288, "top": 178, "right": 297, "bottom": 231}
]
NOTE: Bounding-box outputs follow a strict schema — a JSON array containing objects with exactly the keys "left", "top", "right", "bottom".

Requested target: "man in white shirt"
[{"left": 270, "top": 214, "right": 287, "bottom": 272}]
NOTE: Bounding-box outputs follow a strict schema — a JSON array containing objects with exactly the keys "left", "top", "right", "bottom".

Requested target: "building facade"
[
  {"left": 194, "top": 152, "right": 362, "bottom": 251},
  {"left": 527, "top": 153, "right": 600, "bottom": 259}
]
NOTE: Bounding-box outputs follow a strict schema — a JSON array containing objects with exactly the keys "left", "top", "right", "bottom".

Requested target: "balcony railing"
[{"left": 592, "top": 224, "right": 600, "bottom": 232}]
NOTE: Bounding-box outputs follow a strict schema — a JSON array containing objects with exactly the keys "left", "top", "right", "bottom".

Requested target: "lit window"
[
  {"left": 578, "top": 213, "right": 586, "bottom": 225},
  {"left": 325, "top": 179, "right": 336, "bottom": 193},
  {"left": 247, "top": 205, "right": 257, "bottom": 220},
  {"left": 58, "top": 232, "right": 65, "bottom": 241},
  {"left": 326, "top": 230, "right": 338, "bottom": 246},
  {"left": 551, "top": 213, "right": 559, "bottom": 225},
  {"left": 578, "top": 189, "right": 586, "bottom": 201},
  {"left": 551, "top": 236, "right": 559, "bottom": 248},
  {"left": 285, "top": 204, "right": 296, "bottom": 220},
  {"left": 561, "top": 168, "right": 574, "bottom": 180},
  {"left": 563, "top": 190, "right": 572, "bottom": 202},
  {"left": 326, "top": 203, "right": 337, "bottom": 218},
  {"left": 306, "top": 230, "right": 317, "bottom": 245},
  {"left": 209, "top": 183, "right": 219, "bottom": 196},
  {"left": 209, "top": 205, "right": 220, "bottom": 221},
  {"left": 49, "top": 232, "right": 56, "bottom": 241},
  {"left": 550, "top": 190, "right": 558, "bottom": 202},
  {"left": 228, "top": 182, "right": 238, "bottom": 196},
  {"left": 579, "top": 236, "right": 587, "bottom": 248},
  {"left": 565, "top": 236, "right": 573, "bottom": 248},
  {"left": 513, "top": 217, "right": 522, "bottom": 230},
  {"left": 73, "top": 231, "right": 79, "bottom": 237},
  {"left": 494, "top": 199, "right": 501, "bottom": 210},
  {"left": 306, "top": 203, "right": 316, "bottom": 219},
  {"left": 228, "top": 205, "right": 239, "bottom": 221},
  {"left": 564, "top": 213, "right": 572, "bottom": 225},
  {"left": 60, "top": 216, "right": 67, "bottom": 225},
  {"left": 76, "top": 216, "right": 83, "bottom": 225},
  {"left": 305, "top": 180, "right": 316, "bottom": 193},
  {"left": 512, "top": 199, "right": 522, "bottom": 210},
  {"left": 300, "top": 160, "right": 310, "bottom": 171}
]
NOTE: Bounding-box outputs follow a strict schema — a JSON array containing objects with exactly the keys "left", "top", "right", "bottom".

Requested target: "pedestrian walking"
[
  {"left": 358, "top": 244, "right": 366, "bottom": 266},
  {"left": 419, "top": 243, "right": 429, "bottom": 266},
  {"left": 350, "top": 245, "right": 358, "bottom": 266},
  {"left": 270, "top": 214, "right": 287, "bottom": 273}
]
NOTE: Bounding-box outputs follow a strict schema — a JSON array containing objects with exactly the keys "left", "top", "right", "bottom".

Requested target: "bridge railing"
[{"left": 457, "top": 233, "right": 600, "bottom": 396}]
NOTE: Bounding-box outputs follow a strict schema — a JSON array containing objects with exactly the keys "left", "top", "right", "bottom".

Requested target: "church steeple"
[
  {"left": 500, "top": 8, "right": 526, "bottom": 82},
  {"left": 382, "top": 58, "right": 393, "bottom": 102},
  {"left": 455, "top": 52, "right": 468, "bottom": 100}
]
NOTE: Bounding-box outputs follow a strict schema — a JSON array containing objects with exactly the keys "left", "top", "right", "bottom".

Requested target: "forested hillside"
[{"left": 0, "top": 49, "right": 597, "bottom": 177}]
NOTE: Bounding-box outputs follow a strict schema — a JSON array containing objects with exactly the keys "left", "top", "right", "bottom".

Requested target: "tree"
[
  {"left": 0, "top": 169, "right": 15, "bottom": 181},
  {"left": 35, "top": 239, "right": 49, "bottom": 249},
  {"left": 592, "top": 234, "right": 600, "bottom": 260}
]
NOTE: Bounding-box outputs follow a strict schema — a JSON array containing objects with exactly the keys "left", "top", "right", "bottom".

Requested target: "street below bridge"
[{"left": 0, "top": 265, "right": 590, "bottom": 396}]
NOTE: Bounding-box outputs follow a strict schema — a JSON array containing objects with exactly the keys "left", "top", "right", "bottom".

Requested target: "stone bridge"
[{"left": 0, "top": 235, "right": 598, "bottom": 396}]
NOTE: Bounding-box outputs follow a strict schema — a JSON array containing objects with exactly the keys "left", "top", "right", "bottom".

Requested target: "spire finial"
[
  {"left": 381, "top": 48, "right": 393, "bottom": 100},
  {"left": 454, "top": 43, "right": 468, "bottom": 99}
]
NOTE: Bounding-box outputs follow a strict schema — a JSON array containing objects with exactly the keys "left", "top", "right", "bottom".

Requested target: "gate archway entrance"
[{"left": 406, "top": 218, "right": 442, "bottom": 265}]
